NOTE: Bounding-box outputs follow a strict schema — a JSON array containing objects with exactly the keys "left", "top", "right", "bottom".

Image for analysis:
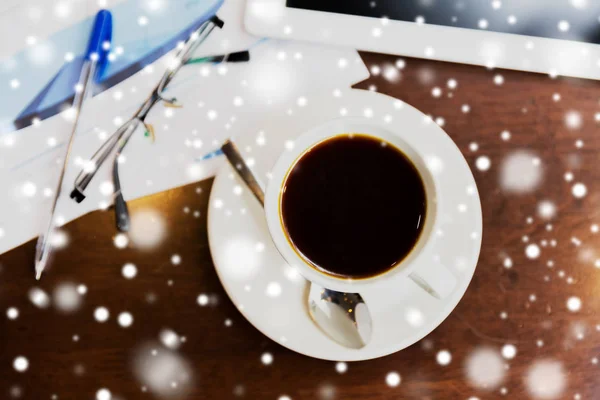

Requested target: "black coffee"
[{"left": 281, "top": 134, "right": 427, "bottom": 279}]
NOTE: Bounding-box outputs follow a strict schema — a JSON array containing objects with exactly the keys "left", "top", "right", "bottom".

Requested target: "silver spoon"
[{"left": 221, "top": 139, "right": 372, "bottom": 349}]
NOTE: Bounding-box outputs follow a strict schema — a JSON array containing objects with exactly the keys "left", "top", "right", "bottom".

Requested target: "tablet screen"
[{"left": 287, "top": 0, "right": 600, "bottom": 45}]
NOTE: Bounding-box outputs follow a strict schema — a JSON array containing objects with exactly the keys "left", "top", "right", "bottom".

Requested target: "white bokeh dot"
[
  {"left": 128, "top": 209, "right": 166, "bottom": 249},
  {"left": 525, "top": 244, "right": 541, "bottom": 259},
  {"left": 475, "top": 156, "right": 491, "bottom": 171},
  {"left": 500, "top": 151, "right": 543, "bottom": 193},
  {"left": 437, "top": 350, "right": 452, "bottom": 366},
  {"left": 96, "top": 388, "right": 112, "bottom": 400},
  {"left": 558, "top": 20, "right": 570, "bottom": 32},
  {"left": 537, "top": 201, "right": 556, "bottom": 220},
  {"left": 425, "top": 155, "right": 444, "bottom": 175},
  {"left": 501, "top": 344, "right": 517, "bottom": 359},
  {"left": 465, "top": 347, "right": 506, "bottom": 390},
  {"left": 232, "top": 185, "right": 243, "bottom": 196},
  {"left": 266, "top": 282, "right": 282, "bottom": 298},
  {"left": 261, "top": 352, "right": 273, "bottom": 365},
  {"left": 94, "top": 307, "right": 109, "bottom": 322},
  {"left": 335, "top": 362, "right": 347, "bottom": 374},
  {"left": 386, "top": 371, "right": 401, "bottom": 387},
  {"left": 570, "top": 0, "right": 587, "bottom": 9},
  {"left": 525, "top": 359, "right": 566, "bottom": 400},
  {"left": 572, "top": 183, "right": 587, "bottom": 198},
  {"left": 99, "top": 181, "right": 114, "bottom": 196},
  {"left": 29, "top": 287, "right": 50, "bottom": 308},
  {"left": 383, "top": 65, "right": 400, "bottom": 82},
  {"left": 159, "top": 329, "right": 181, "bottom": 349},
  {"left": 197, "top": 294, "right": 209, "bottom": 306},
  {"left": 53, "top": 282, "right": 82, "bottom": 313},
  {"left": 564, "top": 172, "right": 574, "bottom": 182},
  {"left": 285, "top": 140, "right": 295, "bottom": 150},
  {"left": 118, "top": 312, "right": 133, "bottom": 327},
  {"left": 22, "top": 181, "right": 37, "bottom": 197},
  {"left": 138, "top": 15, "right": 149, "bottom": 26},
  {"left": 567, "top": 296, "right": 581, "bottom": 312},
  {"left": 565, "top": 110, "right": 582, "bottom": 130},
  {"left": 13, "top": 356, "right": 28, "bottom": 372},
  {"left": 113, "top": 234, "right": 128, "bottom": 249},
  {"left": 7, "top": 307, "right": 19, "bottom": 319},
  {"left": 77, "top": 284, "right": 87, "bottom": 295},
  {"left": 122, "top": 263, "right": 137, "bottom": 279},
  {"left": 405, "top": 307, "right": 424, "bottom": 327}
]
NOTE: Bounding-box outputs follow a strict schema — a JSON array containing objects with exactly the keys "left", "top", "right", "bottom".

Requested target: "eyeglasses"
[{"left": 69, "top": 15, "right": 250, "bottom": 232}]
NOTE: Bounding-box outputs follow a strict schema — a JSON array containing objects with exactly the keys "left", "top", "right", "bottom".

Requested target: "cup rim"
[{"left": 264, "top": 117, "right": 441, "bottom": 293}]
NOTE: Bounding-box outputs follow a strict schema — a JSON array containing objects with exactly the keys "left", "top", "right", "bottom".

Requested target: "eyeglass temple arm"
[
  {"left": 156, "top": 17, "right": 222, "bottom": 96},
  {"left": 112, "top": 122, "right": 138, "bottom": 231}
]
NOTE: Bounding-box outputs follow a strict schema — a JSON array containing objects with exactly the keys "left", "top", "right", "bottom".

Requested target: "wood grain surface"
[{"left": 1, "top": 52, "right": 599, "bottom": 400}]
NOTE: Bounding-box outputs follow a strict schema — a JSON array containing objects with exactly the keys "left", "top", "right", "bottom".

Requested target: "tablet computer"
[{"left": 245, "top": 0, "right": 600, "bottom": 80}]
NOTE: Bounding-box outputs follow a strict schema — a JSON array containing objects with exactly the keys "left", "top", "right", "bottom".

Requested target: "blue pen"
[{"left": 35, "top": 10, "right": 112, "bottom": 280}]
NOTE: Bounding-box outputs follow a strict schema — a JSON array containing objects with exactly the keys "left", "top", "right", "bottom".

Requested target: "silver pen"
[{"left": 35, "top": 10, "right": 113, "bottom": 279}]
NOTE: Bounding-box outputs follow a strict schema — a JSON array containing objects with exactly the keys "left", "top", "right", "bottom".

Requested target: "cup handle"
[{"left": 408, "top": 261, "right": 457, "bottom": 300}]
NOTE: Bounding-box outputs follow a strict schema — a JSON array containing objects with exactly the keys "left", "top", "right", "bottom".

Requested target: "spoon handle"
[{"left": 221, "top": 140, "right": 265, "bottom": 206}]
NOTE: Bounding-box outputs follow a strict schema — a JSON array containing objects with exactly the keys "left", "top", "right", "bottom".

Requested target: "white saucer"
[{"left": 207, "top": 89, "right": 482, "bottom": 361}]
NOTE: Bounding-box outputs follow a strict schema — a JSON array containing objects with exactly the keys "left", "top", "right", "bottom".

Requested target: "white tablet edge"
[{"left": 245, "top": 0, "right": 600, "bottom": 81}]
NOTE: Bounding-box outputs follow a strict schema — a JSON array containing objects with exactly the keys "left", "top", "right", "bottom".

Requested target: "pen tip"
[{"left": 35, "top": 260, "right": 44, "bottom": 280}]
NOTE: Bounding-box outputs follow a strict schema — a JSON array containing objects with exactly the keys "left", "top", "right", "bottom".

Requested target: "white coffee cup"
[{"left": 265, "top": 117, "right": 457, "bottom": 298}]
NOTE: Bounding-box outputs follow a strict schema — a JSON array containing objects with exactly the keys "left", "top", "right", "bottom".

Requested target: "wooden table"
[{"left": 1, "top": 52, "right": 599, "bottom": 400}]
